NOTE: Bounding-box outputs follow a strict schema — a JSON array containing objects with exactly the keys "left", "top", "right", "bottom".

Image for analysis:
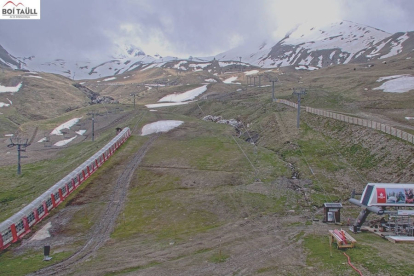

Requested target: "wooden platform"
[
  {"left": 362, "top": 226, "right": 414, "bottom": 243},
  {"left": 361, "top": 226, "right": 391, "bottom": 238},
  {"left": 386, "top": 236, "right": 414, "bottom": 243},
  {"left": 329, "top": 229, "right": 357, "bottom": 249}
]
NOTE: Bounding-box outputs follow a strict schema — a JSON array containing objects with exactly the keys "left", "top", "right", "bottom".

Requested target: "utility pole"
[
  {"left": 87, "top": 113, "right": 96, "bottom": 141},
  {"left": 269, "top": 78, "right": 279, "bottom": 101},
  {"left": 239, "top": 57, "right": 242, "bottom": 72},
  {"left": 130, "top": 93, "right": 136, "bottom": 108},
  {"left": 292, "top": 88, "right": 307, "bottom": 128},
  {"left": 8, "top": 137, "right": 29, "bottom": 175},
  {"left": 92, "top": 113, "right": 95, "bottom": 141}
]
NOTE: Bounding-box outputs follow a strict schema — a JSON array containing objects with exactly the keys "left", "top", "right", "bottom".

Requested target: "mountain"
[
  {"left": 0, "top": 44, "right": 21, "bottom": 69},
  {"left": 355, "top": 31, "right": 414, "bottom": 62},
  {"left": 3, "top": 44, "right": 178, "bottom": 80},
  {"left": 112, "top": 44, "right": 146, "bottom": 59},
  {"left": 18, "top": 44, "right": 167, "bottom": 80},
  {"left": 1, "top": 21, "right": 413, "bottom": 78},
  {"left": 213, "top": 21, "right": 414, "bottom": 70}
]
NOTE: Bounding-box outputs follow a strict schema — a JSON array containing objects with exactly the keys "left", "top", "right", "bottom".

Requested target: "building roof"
[{"left": 324, "top": 203, "right": 343, "bottom": 208}]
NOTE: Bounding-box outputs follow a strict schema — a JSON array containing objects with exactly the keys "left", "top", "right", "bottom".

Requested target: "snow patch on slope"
[
  {"left": 223, "top": 76, "right": 239, "bottom": 84},
  {"left": 295, "top": 65, "right": 319, "bottom": 71},
  {"left": 75, "top": 130, "right": 86, "bottom": 135},
  {"left": 141, "top": 120, "right": 184, "bottom": 136},
  {"left": 244, "top": 70, "right": 259, "bottom": 75},
  {"left": 50, "top": 118, "right": 82, "bottom": 135},
  {"left": 373, "top": 75, "right": 414, "bottom": 93},
  {"left": 0, "top": 82, "right": 22, "bottom": 93},
  {"left": 103, "top": 77, "right": 116, "bottom": 81},
  {"left": 145, "top": 102, "right": 192, "bottom": 108},
  {"left": 54, "top": 136, "right": 77, "bottom": 147},
  {"left": 158, "top": 85, "right": 207, "bottom": 103},
  {"left": 30, "top": 222, "right": 52, "bottom": 241},
  {"left": 211, "top": 21, "right": 394, "bottom": 69},
  {"left": 204, "top": 78, "right": 217, "bottom": 83},
  {"left": 379, "top": 32, "right": 410, "bottom": 59},
  {"left": 284, "top": 21, "right": 390, "bottom": 57}
]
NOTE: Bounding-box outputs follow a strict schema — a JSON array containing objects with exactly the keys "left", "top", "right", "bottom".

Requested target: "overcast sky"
[{"left": 1, "top": 0, "right": 413, "bottom": 60}]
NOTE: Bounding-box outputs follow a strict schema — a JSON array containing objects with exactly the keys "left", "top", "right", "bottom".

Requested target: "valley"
[{"left": 0, "top": 20, "right": 414, "bottom": 275}]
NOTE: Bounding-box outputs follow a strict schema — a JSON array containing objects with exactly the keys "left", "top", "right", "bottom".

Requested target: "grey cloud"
[
  {"left": 0, "top": 0, "right": 412, "bottom": 60},
  {"left": 338, "top": 0, "right": 414, "bottom": 33}
]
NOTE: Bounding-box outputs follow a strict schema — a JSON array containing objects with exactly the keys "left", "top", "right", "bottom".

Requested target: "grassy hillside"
[
  {"left": 1, "top": 54, "right": 414, "bottom": 275},
  {"left": 0, "top": 69, "right": 90, "bottom": 135}
]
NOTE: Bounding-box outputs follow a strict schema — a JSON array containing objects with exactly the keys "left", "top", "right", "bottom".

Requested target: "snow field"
[
  {"left": 379, "top": 33, "right": 409, "bottom": 59},
  {"left": 145, "top": 102, "right": 192, "bottom": 108},
  {"left": 223, "top": 76, "right": 239, "bottom": 84},
  {"left": 219, "top": 61, "right": 244, "bottom": 67},
  {"left": 37, "top": 137, "right": 48, "bottom": 143},
  {"left": 285, "top": 21, "right": 390, "bottom": 62},
  {"left": 189, "top": 63, "right": 211, "bottom": 69},
  {"left": 158, "top": 85, "right": 207, "bottom": 103},
  {"left": 0, "top": 82, "right": 22, "bottom": 93},
  {"left": 141, "top": 63, "right": 158, "bottom": 71},
  {"left": 0, "top": 57, "right": 18, "bottom": 70},
  {"left": 30, "top": 222, "right": 52, "bottom": 241},
  {"left": 244, "top": 70, "right": 259, "bottom": 75},
  {"left": 173, "top": 61, "right": 187, "bottom": 69},
  {"left": 204, "top": 78, "right": 217, "bottom": 83},
  {"left": 46, "top": 117, "right": 87, "bottom": 147},
  {"left": 103, "top": 77, "right": 117, "bottom": 81},
  {"left": 75, "top": 130, "right": 87, "bottom": 135},
  {"left": 373, "top": 75, "right": 414, "bottom": 93},
  {"left": 295, "top": 65, "right": 319, "bottom": 71},
  {"left": 141, "top": 120, "right": 184, "bottom": 136},
  {"left": 50, "top": 117, "right": 82, "bottom": 135},
  {"left": 54, "top": 136, "right": 78, "bottom": 147},
  {"left": 376, "top": 75, "right": 410, "bottom": 82}
]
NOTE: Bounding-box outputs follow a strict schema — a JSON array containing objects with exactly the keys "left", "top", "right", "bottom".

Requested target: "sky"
[{"left": 1, "top": 0, "right": 413, "bottom": 60}]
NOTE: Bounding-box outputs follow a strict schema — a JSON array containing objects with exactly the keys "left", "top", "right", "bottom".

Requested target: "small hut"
[{"left": 323, "top": 203, "right": 343, "bottom": 223}]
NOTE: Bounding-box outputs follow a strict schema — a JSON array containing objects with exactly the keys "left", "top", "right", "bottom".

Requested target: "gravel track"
[
  {"left": 93, "top": 110, "right": 136, "bottom": 137},
  {"left": 30, "top": 115, "right": 158, "bottom": 276}
]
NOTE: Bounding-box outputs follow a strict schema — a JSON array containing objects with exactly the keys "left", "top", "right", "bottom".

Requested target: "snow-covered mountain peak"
[
  {"left": 211, "top": 20, "right": 411, "bottom": 70},
  {"left": 1, "top": 20, "right": 412, "bottom": 79},
  {"left": 112, "top": 44, "right": 146, "bottom": 59},
  {"left": 284, "top": 21, "right": 390, "bottom": 49}
]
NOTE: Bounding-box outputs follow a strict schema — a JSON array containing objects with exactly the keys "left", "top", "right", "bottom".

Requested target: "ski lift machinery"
[{"left": 349, "top": 183, "right": 414, "bottom": 233}]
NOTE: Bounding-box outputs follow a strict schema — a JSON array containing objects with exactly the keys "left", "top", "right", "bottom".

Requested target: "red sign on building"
[{"left": 377, "top": 188, "right": 386, "bottom": 204}]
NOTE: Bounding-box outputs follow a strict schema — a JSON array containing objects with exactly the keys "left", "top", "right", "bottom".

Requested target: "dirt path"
[
  {"left": 61, "top": 177, "right": 319, "bottom": 276},
  {"left": 30, "top": 132, "right": 159, "bottom": 276}
]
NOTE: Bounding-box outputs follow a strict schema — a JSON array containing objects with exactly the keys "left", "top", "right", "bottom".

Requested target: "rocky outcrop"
[{"left": 72, "top": 83, "right": 119, "bottom": 104}]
